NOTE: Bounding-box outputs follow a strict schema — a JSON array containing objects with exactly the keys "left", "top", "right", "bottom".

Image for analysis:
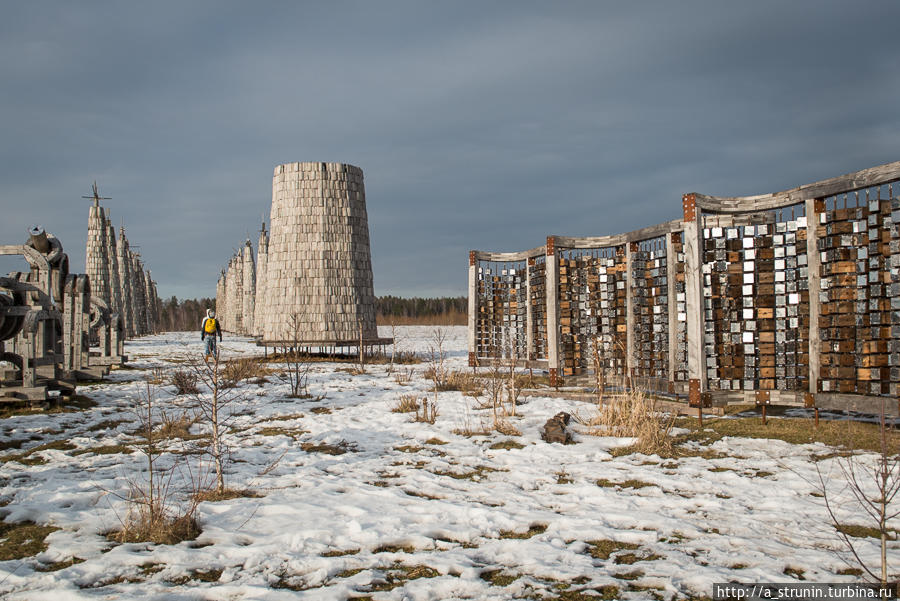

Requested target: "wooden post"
[
  {"left": 625, "top": 242, "right": 635, "bottom": 386},
  {"left": 682, "top": 194, "right": 707, "bottom": 395},
  {"left": 666, "top": 232, "right": 678, "bottom": 390},
  {"left": 546, "top": 237, "right": 560, "bottom": 387},
  {"left": 468, "top": 251, "right": 477, "bottom": 368},
  {"left": 805, "top": 198, "right": 822, "bottom": 397},
  {"left": 526, "top": 257, "right": 534, "bottom": 361}
]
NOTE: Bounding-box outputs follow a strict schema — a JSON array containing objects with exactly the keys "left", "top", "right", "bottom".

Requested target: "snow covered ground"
[{"left": 0, "top": 326, "right": 893, "bottom": 600}]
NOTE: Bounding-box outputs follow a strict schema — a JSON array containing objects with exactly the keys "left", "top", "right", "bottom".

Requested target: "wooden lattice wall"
[{"left": 468, "top": 160, "right": 900, "bottom": 415}]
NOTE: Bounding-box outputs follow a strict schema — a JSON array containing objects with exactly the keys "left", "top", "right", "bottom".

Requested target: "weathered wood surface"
[
  {"left": 693, "top": 160, "right": 900, "bottom": 214},
  {"left": 473, "top": 245, "right": 546, "bottom": 262}
]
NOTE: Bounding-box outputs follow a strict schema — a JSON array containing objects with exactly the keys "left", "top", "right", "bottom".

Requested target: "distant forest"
[{"left": 157, "top": 296, "right": 467, "bottom": 331}]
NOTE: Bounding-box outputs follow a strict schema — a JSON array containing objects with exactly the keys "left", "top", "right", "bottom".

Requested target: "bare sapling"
[
  {"left": 275, "top": 313, "right": 314, "bottom": 398},
  {"left": 388, "top": 321, "right": 404, "bottom": 374},
  {"left": 506, "top": 348, "right": 519, "bottom": 418},
  {"left": 190, "top": 351, "right": 248, "bottom": 494},
  {"left": 427, "top": 328, "right": 448, "bottom": 389},
  {"left": 356, "top": 321, "right": 366, "bottom": 374},
  {"left": 591, "top": 337, "right": 605, "bottom": 406},
  {"left": 816, "top": 399, "right": 899, "bottom": 585},
  {"left": 112, "top": 379, "right": 200, "bottom": 544},
  {"left": 423, "top": 328, "right": 449, "bottom": 424}
]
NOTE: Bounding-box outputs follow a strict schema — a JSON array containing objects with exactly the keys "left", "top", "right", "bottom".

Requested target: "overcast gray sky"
[{"left": 1, "top": 1, "right": 897, "bottom": 300}]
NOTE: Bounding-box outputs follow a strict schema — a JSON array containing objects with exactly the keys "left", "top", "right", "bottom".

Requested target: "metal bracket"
[
  {"left": 469, "top": 251, "right": 476, "bottom": 266},
  {"left": 549, "top": 368, "right": 559, "bottom": 388},
  {"left": 528, "top": 257, "right": 535, "bottom": 267},
  {"left": 803, "top": 392, "right": 816, "bottom": 408},
  {"left": 546, "top": 237, "right": 555, "bottom": 256},
  {"left": 755, "top": 390, "right": 771, "bottom": 405},
  {"left": 682, "top": 193, "right": 696, "bottom": 222},
  {"left": 688, "top": 378, "right": 701, "bottom": 407},
  {"left": 468, "top": 352, "right": 476, "bottom": 367}
]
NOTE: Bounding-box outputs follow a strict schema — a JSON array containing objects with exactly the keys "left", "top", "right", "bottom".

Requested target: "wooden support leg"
[
  {"left": 761, "top": 404, "right": 767, "bottom": 426},
  {"left": 814, "top": 407, "right": 819, "bottom": 428},
  {"left": 697, "top": 405, "right": 703, "bottom": 428}
]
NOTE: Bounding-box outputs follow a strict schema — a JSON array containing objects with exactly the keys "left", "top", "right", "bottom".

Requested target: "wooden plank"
[
  {"left": 693, "top": 160, "right": 900, "bottom": 214},
  {"left": 805, "top": 198, "right": 821, "bottom": 396},
  {"left": 473, "top": 246, "right": 546, "bottom": 262},
  {"left": 553, "top": 219, "right": 684, "bottom": 251},
  {"left": 525, "top": 260, "right": 533, "bottom": 360},
  {"left": 683, "top": 215, "right": 706, "bottom": 388},
  {"left": 625, "top": 243, "right": 634, "bottom": 377},
  {"left": 546, "top": 243, "right": 560, "bottom": 373},
  {"left": 666, "top": 232, "right": 677, "bottom": 384},
  {"left": 467, "top": 261, "right": 477, "bottom": 357}
]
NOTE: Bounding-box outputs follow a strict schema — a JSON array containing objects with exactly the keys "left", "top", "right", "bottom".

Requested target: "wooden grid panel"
[
  {"left": 529, "top": 257, "right": 547, "bottom": 360},
  {"left": 475, "top": 262, "right": 527, "bottom": 361},
  {"left": 558, "top": 248, "right": 626, "bottom": 377},
  {"left": 632, "top": 238, "right": 669, "bottom": 381},
  {"left": 672, "top": 233, "right": 689, "bottom": 382},
  {"left": 818, "top": 186, "right": 898, "bottom": 395},
  {"left": 702, "top": 213, "right": 810, "bottom": 391}
]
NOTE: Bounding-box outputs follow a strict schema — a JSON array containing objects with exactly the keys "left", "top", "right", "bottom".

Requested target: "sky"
[{"left": 1, "top": 1, "right": 898, "bottom": 300}]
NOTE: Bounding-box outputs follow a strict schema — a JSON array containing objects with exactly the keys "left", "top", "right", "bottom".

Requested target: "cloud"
[{"left": 0, "top": 1, "right": 897, "bottom": 300}]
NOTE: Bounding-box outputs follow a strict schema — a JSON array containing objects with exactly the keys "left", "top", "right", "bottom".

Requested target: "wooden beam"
[
  {"left": 665, "top": 232, "right": 678, "bottom": 386},
  {"left": 546, "top": 237, "right": 560, "bottom": 376},
  {"left": 467, "top": 252, "right": 477, "bottom": 362},
  {"left": 682, "top": 194, "right": 707, "bottom": 390},
  {"left": 692, "top": 160, "right": 900, "bottom": 214},
  {"left": 805, "top": 199, "right": 821, "bottom": 398},
  {"left": 625, "top": 242, "right": 634, "bottom": 380}
]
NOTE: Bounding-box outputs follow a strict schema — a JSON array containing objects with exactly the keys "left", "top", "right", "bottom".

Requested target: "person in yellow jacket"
[{"left": 201, "top": 309, "right": 223, "bottom": 359}]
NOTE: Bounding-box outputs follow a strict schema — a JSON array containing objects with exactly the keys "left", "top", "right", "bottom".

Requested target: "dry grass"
[
  {"left": 498, "top": 523, "right": 547, "bottom": 539},
  {"left": 107, "top": 509, "right": 200, "bottom": 546},
  {"left": 0, "top": 521, "right": 59, "bottom": 560},
  {"left": 424, "top": 369, "right": 482, "bottom": 395},
  {"left": 392, "top": 394, "right": 419, "bottom": 413},
  {"left": 222, "top": 356, "right": 268, "bottom": 388},
  {"left": 493, "top": 417, "right": 521, "bottom": 436},
  {"left": 153, "top": 412, "right": 199, "bottom": 440},
  {"left": 577, "top": 388, "right": 675, "bottom": 456},
  {"left": 194, "top": 488, "right": 263, "bottom": 502},
  {"left": 392, "top": 368, "right": 415, "bottom": 386},
  {"left": 489, "top": 439, "right": 525, "bottom": 450},
  {"left": 674, "top": 413, "right": 900, "bottom": 453}
]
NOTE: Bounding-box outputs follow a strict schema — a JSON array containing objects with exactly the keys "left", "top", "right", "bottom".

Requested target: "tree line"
[
  {"left": 156, "top": 296, "right": 467, "bottom": 331},
  {"left": 158, "top": 297, "right": 217, "bottom": 332}
]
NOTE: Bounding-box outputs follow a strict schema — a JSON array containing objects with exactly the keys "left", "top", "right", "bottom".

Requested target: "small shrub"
[
  {"left": 221, "top": 357, "right": 267, "bottom": 388},
  {"left": 415, "top": 398, "right": 438, "bottom": 424},
  {"left": 171, "top": 370, "right": 199, "bottom": 395},
  {"left": 493, "top": 418, "right": 521, "bottom": 436},
  {"left": 393, "top": 367, "right": 415, "bottom": 386},
  {"left": 110, "top": 509, "right": 201, "bottom": 545},
  {"left": 392, "top": 394, "right": 420, "bottom": 413}
]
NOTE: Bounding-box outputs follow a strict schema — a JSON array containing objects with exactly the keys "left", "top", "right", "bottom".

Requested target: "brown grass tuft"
[{"left": 578, "top": 389, "right": 675, "bottom": 455}]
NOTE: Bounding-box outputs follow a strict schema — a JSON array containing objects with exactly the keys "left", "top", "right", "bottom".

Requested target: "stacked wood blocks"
[
  {"left": 818, "top": 189, "right": 897, "bottom": 395},
  {"left": 558, "top": 249, "right": 627, "bottom": 377},
  {"left": 475, "top": 263, "right": 526, "bottom": 360},
  {"left": 702, "top": 217, "right": 809, "bottom": 391},
  {"left": 671, "top": 233, "right": 689, "bottom": 382},
  {"left": 631, "top": 239, "right": 669, "bottom": 381},
  {"left": 529, "top": 257, "right": 547, "bottom": 360}
]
